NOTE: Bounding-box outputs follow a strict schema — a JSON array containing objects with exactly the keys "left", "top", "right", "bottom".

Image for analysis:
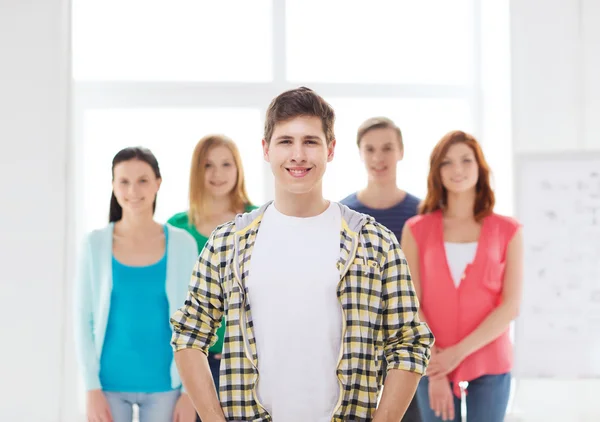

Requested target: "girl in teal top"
[
  {"left": 167, "top": 134, "right": 258, "bottom": 414},
  {"left": 74, "top": 147, "right": 198, "bottom": 422}
]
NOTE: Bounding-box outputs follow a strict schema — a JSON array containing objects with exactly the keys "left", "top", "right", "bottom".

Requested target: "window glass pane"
[
  {"left": 73, "top": 1, "right": 272, "bottom": 81},
  {"left": 81, "top": 108, "right": 264, "bottom": 234},
  {"left": 325, "top": 98, "right": 473, "bottom": 202},
  {"left": 286, "top": 0, "right": 473, "bottom": 84}
]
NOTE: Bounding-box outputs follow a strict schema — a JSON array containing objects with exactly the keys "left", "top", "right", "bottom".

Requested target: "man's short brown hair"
[
  {"left": 264, "top": 87, "right": 335, "bottom": 145},
  {"left": 356, "top": 117, "right": 403, "bottom": 149}
]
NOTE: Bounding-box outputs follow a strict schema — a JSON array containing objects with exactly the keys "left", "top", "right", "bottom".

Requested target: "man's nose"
[{"left": 291, "top": 143, "right": 306, "bottom": 161}]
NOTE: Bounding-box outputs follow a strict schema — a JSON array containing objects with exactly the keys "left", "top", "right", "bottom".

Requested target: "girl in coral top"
[{"left": 402, "top": 131, "right": 523, "bottom": 422}]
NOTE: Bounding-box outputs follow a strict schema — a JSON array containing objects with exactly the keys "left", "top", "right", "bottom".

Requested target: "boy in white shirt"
[{"left": 171, "top": 87, "right": 434, "bottom": 421}]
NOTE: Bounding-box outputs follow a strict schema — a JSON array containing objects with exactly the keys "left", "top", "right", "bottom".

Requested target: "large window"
[
  {"left": 285, "top": 0, "right": 473, "bottom": 85},
  {"left": 73, "top": 1, "right": 273, "bottom": 81},
  {"left": 70, "top": 1, "right": 518, "bottom": 419},
  {"left": 73, "top": 1, "right": 486, "bottom": 236}
]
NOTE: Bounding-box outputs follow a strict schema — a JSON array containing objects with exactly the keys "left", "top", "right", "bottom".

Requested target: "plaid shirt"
[{"left": 171, "top": 203, "right": 434, "bottom": 421}]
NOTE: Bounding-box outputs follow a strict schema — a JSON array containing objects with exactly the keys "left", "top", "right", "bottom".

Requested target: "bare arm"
[
  {"left": 175, "top": 349, "right": 225, "bottom": 422},
  {"left": 373, "top": 369, "right": 421, "bottom": 422}
]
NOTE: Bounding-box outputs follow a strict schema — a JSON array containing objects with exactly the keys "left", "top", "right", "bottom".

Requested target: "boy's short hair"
[
  {"left": 356, "top": 117, "right": 403, "bottom": 149},
  {"left": 264, "top": 87, "right": 335, "bottom": 145}
]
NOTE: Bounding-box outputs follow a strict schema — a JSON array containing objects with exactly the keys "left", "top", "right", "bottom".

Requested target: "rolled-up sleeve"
[
  {"left": 382, "top": 237, "right": 434, "bottom": 375},
  {"left": 170, "top": 231, "right": 224, "bottom": 355}
]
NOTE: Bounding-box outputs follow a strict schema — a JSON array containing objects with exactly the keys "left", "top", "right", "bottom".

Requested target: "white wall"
[
  {"left": 512, "top": 0, "right": 600, "bottom": 153},
  {"left": 0, "top": 1, "right": 71, "bottom": 421},
  {"left": 510, "top": 0, "right": 600, "bottom": 420}
]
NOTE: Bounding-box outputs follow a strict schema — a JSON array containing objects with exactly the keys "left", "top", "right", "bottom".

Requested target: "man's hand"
[
  {"left": 173, "top": 392, "right": 197, "bottom": 422},
  {"left": 428, "top": 377, "right": 455, "bottom": 421},
  {"left": 86, "top": 389, "right": 113, "bottom": 422}
]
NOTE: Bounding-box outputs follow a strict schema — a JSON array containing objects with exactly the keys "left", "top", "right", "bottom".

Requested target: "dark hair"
[
  {"left": 263, "top": 86, "right": 335, "bottom": 145},
  {"left": 356, "top": 116, "right": 403, "bottom": 149},
  {"left": 419, "top": 130, "right": 495, "bottom": 221},
  {"left": 109, "top": 147, "right": 162, "bottom": 223}
]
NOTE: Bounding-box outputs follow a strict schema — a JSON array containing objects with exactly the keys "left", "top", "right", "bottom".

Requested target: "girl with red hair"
[{"left": 402, "top": 131, "right": 523, "bottom": 422}]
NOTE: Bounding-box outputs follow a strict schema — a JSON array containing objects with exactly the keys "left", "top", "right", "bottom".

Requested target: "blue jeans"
[
  {"left": 105, "top": 389, "right": 180, "bottom": 422},
  {"left": 416, "top": 373, "right": 511, "bottom": 422}
]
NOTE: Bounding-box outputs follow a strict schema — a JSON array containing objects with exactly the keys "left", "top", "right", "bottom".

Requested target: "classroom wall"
[
  {"left": 0, "top": 0, "right": 71, "bottom": 421},
  {"left": 510, "top": 0, "right": 600, "bottom": 420}
]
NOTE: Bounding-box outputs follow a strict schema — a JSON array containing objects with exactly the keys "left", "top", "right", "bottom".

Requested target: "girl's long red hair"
[{"left": 419, "top": 130, "right": 495, "bottom": 221}]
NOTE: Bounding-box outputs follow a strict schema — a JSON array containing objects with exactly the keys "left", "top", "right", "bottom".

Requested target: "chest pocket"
[
  {"left": 476, "top": 234, "right": 507, "bottom": 294},
  {"left": 342, "top": 258, "right": 384, "bottom": 327},
  {"left": 481, "top": 260, "right": 506, "bottom": 293}
]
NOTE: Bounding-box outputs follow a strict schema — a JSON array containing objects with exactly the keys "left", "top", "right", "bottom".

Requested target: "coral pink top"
[{"left": 406, "top": 210, "right": 520, "bottom": 396}]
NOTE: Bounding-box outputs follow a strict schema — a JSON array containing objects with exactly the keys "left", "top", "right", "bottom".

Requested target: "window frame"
[{"left": 72, "top": 0, "right": 485, "bottom": 237}]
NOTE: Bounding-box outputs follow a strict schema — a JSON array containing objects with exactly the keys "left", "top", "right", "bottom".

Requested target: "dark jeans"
[
  {"left": 416, "top": 373, "right": 511, "bottom": 422},
  {"left": 196, "top": 352, "right": 221, "bottom": 422},
  {"left": 403, "top": 394, "right": 422, "bottom": 422}
]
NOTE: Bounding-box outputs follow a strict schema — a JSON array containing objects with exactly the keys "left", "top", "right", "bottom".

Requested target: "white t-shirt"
[
  {"left": 444, "top": 242, "right": 478, "bottom": 287},
  {"left": 246, "top": 202, "right": 342, "bottom": 422}
]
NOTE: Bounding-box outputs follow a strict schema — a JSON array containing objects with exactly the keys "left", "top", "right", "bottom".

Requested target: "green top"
[{"left": 167, "top": 203, "right": 258, "bottom": 354}]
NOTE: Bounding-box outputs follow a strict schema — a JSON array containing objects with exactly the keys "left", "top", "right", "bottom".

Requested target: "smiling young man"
[{"left": 170, "top": 87, "right": 434, "bottom": 422}]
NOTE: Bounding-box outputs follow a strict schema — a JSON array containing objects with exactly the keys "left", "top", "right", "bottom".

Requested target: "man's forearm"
[
  {"left": 174, "top": 348, "right": 225, "bottom": 422},
  {"left": 373, "top": 369, "right": 421, "bottom": 422}
]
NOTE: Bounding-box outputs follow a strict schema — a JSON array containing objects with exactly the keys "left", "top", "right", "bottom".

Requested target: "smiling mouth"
[
  {"left": 210, "top": 181, "right": 227, "bottom": 186},
  {"left": 286, "top": 168, "right": 312, "bottom": 178},
  {"left": 372, "top": 167, "right": 388, "bottom": 172}
]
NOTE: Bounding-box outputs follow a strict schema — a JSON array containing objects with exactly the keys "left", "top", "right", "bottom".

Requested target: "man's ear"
[
  {"left": 327, "top": 139, "right": 336, "bottom": 162},
  {"left": 262, "top": 139, "right": 270, "bottom": 162}
]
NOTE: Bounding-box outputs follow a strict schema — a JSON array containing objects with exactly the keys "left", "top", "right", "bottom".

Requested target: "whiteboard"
[{"left": 514, "top": 152, "right": 600, "bottom": 378}]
